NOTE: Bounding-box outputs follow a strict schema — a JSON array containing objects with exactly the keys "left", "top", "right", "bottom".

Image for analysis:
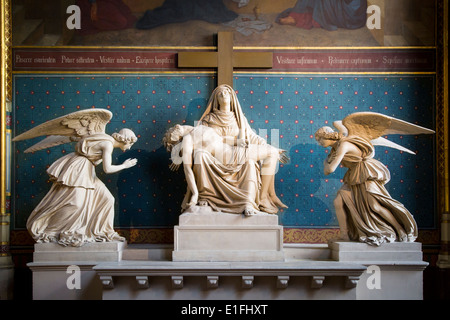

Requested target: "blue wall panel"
[{"left": 12, "top": 74, "right": 436, "bottom": 230}]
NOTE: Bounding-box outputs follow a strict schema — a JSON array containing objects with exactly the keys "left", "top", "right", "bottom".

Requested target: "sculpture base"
[
  {"left": 329, "top": 240, "right": 424, "bottom": 263},
  {"left": 329, "top": 240, "right": 428, "bottom": 300},
  {"left": 27, "top": 241, "right": 126, "bottom": 300},
  {"left": 33, "top": 241, "right": 127, "bottom": 262},
  {"left": 172, "top": 206, "right": 284, "bottom": 262}
]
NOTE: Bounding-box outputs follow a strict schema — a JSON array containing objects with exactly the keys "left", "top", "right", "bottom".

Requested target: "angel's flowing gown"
[
  {"left": 26, "top": 134, "right": 124, "bottom": 247},
  {"left": 334, "top": 136, "right": 418, "bottom": 246}
]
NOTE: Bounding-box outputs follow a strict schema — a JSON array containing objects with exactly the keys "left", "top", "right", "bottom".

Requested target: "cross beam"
[{"left": 178, "top": 31, "right": 273, "bottom": 87}]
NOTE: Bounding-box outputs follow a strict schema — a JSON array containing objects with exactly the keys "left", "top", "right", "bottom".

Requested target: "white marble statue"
[
  {"left": 13, "top": 109, "right": 138, "bottom": 247},
  {"left": 163, "top": 84, "right": 289, "bottom": 215},
  {"left": 163, "top": 124, "right": 289, "bottom": 214},
  {"left": 315, "top": 112, "right": 434, "bottom": 246}
]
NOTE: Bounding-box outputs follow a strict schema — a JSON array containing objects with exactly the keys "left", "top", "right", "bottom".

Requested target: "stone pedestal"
[
  {"left": 172, "top": 206, "right": 284, "bottom": 262},
  {"left": 32, "top": 241, "right": 127, "bottom": 262},
  {"left": 27, "top": 241, "right": 126, "bottom": 300},
  {"left": 329, "top": 240, "right": 428, "bottom": 300}
]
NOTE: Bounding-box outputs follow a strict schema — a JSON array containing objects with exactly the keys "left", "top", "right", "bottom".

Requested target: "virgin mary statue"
[{"left": 180, "top": 84, "right": 287, "bottom": 215}]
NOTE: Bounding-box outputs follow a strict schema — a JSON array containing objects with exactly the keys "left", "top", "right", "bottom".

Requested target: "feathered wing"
[
  {"left": 333, "top": 120, "right": 348, "bottom": 136},
  {"left": 370, "top": 137, "right": 416, "bottom": 155},
  {"left": 23, "top": 135, "right": 73, "bottom": 153},
  {"left": 13, "top": 109, "right": 113, "bottom": 153},
  {"left": 341, "top": 112, "right": 434, "bottom": 154}
]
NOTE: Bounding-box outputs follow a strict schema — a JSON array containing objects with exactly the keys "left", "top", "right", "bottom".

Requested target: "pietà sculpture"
[
  {"left": 315, "top": 112, "right": 434, "bottom": 246},
  {"left": 163, "top": 84, "right": 289, "bottom": 216},
  {"left": 13, "top": 109, "right": 138, "bottom": 247},
  {"left": 163, "top": 123, "right": 289, "bottom": 215}
]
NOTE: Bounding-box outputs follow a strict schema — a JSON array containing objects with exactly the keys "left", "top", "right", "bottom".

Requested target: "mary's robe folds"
[{"left": 183, "top": 110, "right": 267, "bottom": 214}]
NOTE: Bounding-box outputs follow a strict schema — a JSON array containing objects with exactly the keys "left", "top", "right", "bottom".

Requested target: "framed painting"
[{"left": 11, "top": 0, "right": 436, "bottom": 48}]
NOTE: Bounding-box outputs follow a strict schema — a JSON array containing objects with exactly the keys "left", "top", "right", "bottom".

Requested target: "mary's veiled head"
[
  {"left": 208, "top": 84, "right": 237, "bottom": 113},
  {"left": 197, "top": 85, "right": 253, "bottom": 141}
]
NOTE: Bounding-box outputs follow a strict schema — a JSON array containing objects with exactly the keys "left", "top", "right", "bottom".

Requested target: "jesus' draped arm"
[{"left": 181, "top": 134, "right": 198, "bottom": 207}]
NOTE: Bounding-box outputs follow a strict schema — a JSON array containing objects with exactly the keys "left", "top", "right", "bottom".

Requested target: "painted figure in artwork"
[
  {"left": 164, "top": 84, "right": 289, "bottom": 215},
  {"left": 315, "top": 112, "right": 434, "bottom": 246},
  {"left": 13, "top": 109, "right": 138, "bottom": 247},
  {"left": 276, "top": 0, "right": 368, "bottom": 30},
  {"left": 163, "top": 124, "right": 289, "bottom": 214},
  {"left": 136, "top": 0, "right": 238, "bottom": 30},
  {"left": 76, "top": 0, "right": 137, "bottom": 35}
]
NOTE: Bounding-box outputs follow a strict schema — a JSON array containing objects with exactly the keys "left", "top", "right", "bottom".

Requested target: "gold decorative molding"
[
  {"left": 0, "top": 0, "right": 12, "bottom": 266},
  {"left": 437, "top": 0, "right": 449, "bottom": 268},
  {"left": 1, "top": 0, "right": 11, "bottom": 101},
  {"left": 1, "top": 0, "right": 11, "bottom": 217},
  {"left": 436, "top": 0, "right": 449, "bottom": 220},
  {"left": 12, "top": 45, "right": 438, "bottom": 50}
]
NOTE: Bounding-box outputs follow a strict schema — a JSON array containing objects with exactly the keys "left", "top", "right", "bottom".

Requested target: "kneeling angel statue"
[
  {"left": 13, "top": 108, "right": 138, "bottom": 247},
  {"left": 315, "top": 112, "right": 434, "bottom": 246}
]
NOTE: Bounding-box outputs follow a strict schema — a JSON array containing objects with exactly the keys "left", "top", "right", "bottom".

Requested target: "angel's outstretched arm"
[{"left": 100, "top": 141, "right": 137, "bottom": 174}]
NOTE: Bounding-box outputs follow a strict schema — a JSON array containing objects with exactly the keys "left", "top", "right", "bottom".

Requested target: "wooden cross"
[{"left": 178, "top": 31, "right": 273, "bottom": 87}]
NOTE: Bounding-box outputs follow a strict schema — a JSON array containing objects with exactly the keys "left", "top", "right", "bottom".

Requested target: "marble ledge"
[
  {"left": 93, "top": 260, "right": 367, "bottom": 290},
  {"left": 92, "top": 260, "right": 367, "bottom": 277}
]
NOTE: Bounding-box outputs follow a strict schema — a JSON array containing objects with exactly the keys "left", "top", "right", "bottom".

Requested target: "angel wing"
[
  {"left": 21, "top": 135, "right": 73, "bottom": 153},
  {"left": 342, "top": 112, "right": 434, "bottom": 139},
  {"left": 332, "top": 120, "right": 348, "bottom": 136},
  {"left": 13, "top": 108, "right": 113, "bottom": 153},
  {"left": 370, "top": 137, "right": 417, "bottom": 155},
  {"left": 338, "top": 112, "right": 434, "bottom": 154}
]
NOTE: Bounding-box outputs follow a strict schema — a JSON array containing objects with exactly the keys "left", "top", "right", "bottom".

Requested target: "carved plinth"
[
  {"left": 329, "top": 240, "right": 425, "bottom": 263},
  {"left": 32, "top": 241, "right": 127, "bottom": 262},
  {"left": 172, "top": 206, "right": 284, "bottom": 262},
  {"left": 28, "top": 241, "right": 126, "bottom": 300},
  {"left": 329, "top": 240, "right": 429, "bottom": 300}
]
